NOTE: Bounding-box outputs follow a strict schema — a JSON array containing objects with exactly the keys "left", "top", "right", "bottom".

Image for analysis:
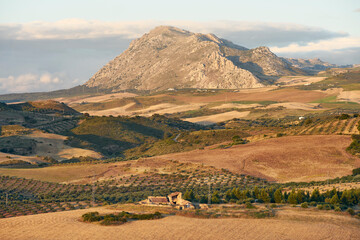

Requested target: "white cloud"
[
  {"left": 0, "top": 73, "right": 63, "bottom": 93},
  {"left": 0, "top": 19, "right": 346, "bottom": 43},
  {"left": 271, "top": 37, "right": 360, "bottom": 53}
]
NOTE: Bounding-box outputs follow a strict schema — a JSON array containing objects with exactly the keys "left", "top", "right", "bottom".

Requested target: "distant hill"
[
  {"left": 7, "top": 100, "right": 80, "bottom": 115},
  {"left": 0, "top": 85, "right": 112, "bottom": 103},
  {"left": 283, "top": 57, "right": 352, "bottom": 73},
  {"left": 85, "top": 26, "right": 305, "bottom": 91}
]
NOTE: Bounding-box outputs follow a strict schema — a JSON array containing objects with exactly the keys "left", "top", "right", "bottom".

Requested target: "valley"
[{"left": 0, "top": 25, "right": 359, "bottom": 240}]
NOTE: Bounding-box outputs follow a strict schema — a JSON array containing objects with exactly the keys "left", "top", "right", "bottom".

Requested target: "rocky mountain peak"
[{"left": 85, "top": 26, "right": 305, "bottom": 91}]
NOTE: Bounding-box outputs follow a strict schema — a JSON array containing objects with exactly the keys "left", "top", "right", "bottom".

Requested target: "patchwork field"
[
  {"left": 0, "top": 206, "right": 358, "bottom": 240},
  {"left": 170, "top": 88, "right": 328, "bottom": 103}
]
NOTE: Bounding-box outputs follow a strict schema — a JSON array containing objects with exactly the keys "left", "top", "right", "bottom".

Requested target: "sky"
[{"left": 0, "top": 0, "right": 359, "bottom": 94}]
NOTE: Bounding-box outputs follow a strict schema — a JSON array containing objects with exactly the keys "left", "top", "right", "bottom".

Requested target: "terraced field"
[{"left": 37, "top": 118, "right": 79, "bottom": 134}]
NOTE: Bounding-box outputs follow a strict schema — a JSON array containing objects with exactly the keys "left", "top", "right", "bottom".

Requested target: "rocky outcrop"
[{"left": 85, "top": 26, "right": 304, "bottom": 91}]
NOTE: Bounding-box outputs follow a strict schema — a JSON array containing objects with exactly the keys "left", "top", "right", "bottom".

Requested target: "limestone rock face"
[{"left": 85, "top": 26, "right": 303, "bottom": 91}]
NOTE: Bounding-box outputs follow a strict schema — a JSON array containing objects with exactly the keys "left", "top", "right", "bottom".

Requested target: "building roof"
[
  {"left": 168, "top": 192, "right": 181, "bottom": 197},
  {"left": 148, "top": 196, "right": 169, "bottom": 203}
]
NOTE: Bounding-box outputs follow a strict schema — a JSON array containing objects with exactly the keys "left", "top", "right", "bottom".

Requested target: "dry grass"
[
  {"left": 0, "top": 206, "right": 358, "bottom": 240},
  {"left": 83, "top": 102, "right": 136, "bottom": 116},
  {"left": 28, "top": 131, "right": 102, "bottom": 160},
  {"left": 55, "top": 92, "right": 138, "bottom": 107},
  {"left": 264, "top": 102, "right": 322, "bottom": 111},
  {"left": 0, "top": 130, "right": 101, "bottom": 164},
  {"left": 3, "top": 135, "right": 357, "bottom": 183},
  {"left": 0, "top": 158, "right": 212, "bottom": 184},
  {"left": 153, "top": 135, "right": 360, "bottom": 182},
  {"left": 210, "top": 103, "right": 261, "bottom": 110},
  {"left": 337, "top": 90, "right": 360, "bottom": 104},
  {"left": 183, "top": 111, "right": 250, "bottom": 125}
]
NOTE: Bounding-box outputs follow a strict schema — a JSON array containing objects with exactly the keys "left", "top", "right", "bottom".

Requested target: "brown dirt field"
[
  {"left": 0, "top": 158, "right": 205, "bottom": 184},
  {"left": 265, "top": 102, "right": 322, "bottom": 111},
  {"left": 153, "top": 135, "right": 360, "bottom": 182},
  {"left": 171, "top": 88, "right": 327, "bottom": 103},
  {"left": 84, "top": 102, "right": 206, "bottom": 117},
  {"left": 337, "top": 90, "right": 360, "bottom": 104},
  {"left": 0, "top": 207, "right": 358, "bottom": 240},
  {"left": 55, "top": 92, "right": 137, "bottom": 106},
  {"left": 210, "top": 103, "right": 261, "bottom": 110},
  {"left": 83, "top": 102, "right": 136, "bottom": 116},
  {"left": 183, "top": 111, "right": 250, "bottom": 125}
]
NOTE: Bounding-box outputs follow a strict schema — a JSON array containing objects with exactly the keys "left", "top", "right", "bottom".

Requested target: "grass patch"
[{"left": 311, "top": 95, "right": 337, "bottom": 103}]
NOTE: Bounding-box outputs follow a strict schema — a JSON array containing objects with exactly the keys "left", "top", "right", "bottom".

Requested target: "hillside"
[
  {"left": 66, "top": 115, "right": 206, "bottom": 156},
  {"left": 153, "top": 135, "right": 360, "bottom": 182},
  {"left": 283, "top": 58, "right": 338, "bottom": 72},
  {"left": 9, "top": 100, "right": 80, "bottom": 115},
  {"left": 85, "top": 26, "right": 305, "bottom": 91}
]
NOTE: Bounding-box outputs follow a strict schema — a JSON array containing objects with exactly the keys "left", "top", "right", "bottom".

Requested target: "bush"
[
  {"left": 301, "top": 202, "right": 308, "bottom": 208},
  {"left": 334, "top": 206, "right": 341, "bottom": 212},
  {"left": 317, "top": 204, "right": 324, "bottom": 210},
  {"left": 322, "top": 204, "right": 331, "bottom": 210},
  {"left": 82, "top": 212, "right": 103, "bottom": 222},
  {"left": 347, "top": 208, "right": 355, "bottom": 216},
  {"left": 245, "top": 202, "right": 256, "bottom": 209},
  {"left": 353, "top": 167, "right": 360, "bottom": 176}
]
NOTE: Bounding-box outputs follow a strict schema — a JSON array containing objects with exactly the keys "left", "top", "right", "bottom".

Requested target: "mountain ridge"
[{"left": 85, "top": 26, "right": 305, "bottom": 91}]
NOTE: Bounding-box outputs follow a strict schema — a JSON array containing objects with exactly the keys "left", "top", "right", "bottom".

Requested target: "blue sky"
[{"left": 0, "top": 0, "right": 359, "bottom": 94}]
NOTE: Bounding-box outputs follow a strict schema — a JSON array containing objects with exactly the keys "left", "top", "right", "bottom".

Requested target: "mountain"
[
  {"left": 85, "top": 26, "right": 305, "bottom": 91},
  {"left": 283, "top": 58, "right": 351, "bottom": 73}
]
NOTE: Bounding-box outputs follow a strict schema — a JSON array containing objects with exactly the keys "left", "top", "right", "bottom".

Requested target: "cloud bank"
[
  {"left": 0, "top": 19, "right": 359, "bottom": 94},
  {"left": 0, "top": 72, "right": 74, "bottom": 94}
]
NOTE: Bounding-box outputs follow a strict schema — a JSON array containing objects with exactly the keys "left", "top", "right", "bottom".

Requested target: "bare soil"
[{"left": 0, "top": 206, "right": 358, "bottom": 240}]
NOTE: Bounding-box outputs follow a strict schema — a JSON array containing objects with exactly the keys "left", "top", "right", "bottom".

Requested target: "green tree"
[
  {"left": 211, "top": 191, "right": 220, "bottom": 204},
  {"left": 253, "top": 186, "right": 260, "bottom": 199},
  {"left": 310, "top": 188, "right": 321, "bottom": 202},
  {"left": 296, "top": 190, "right": 306, "bottom": 203},
  {"left": 274, "top": 189, "right": 283, "bottom": 203},
  {"left": 259, "top": 189, "right": 270, "bottom": 203},
  {"left": 288, "top": 190, "right": 298, "bottom": 204},
  {"left": 330, "top": 194, "right": 340, "bottom": 205}
]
